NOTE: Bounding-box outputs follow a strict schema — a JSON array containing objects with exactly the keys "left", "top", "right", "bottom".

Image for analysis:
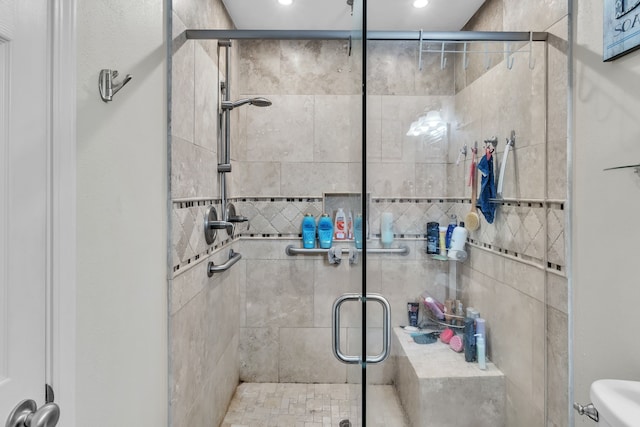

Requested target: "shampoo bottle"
[
  {"left": 354, "top": 214, "right": 363, "bottom": 249},
  {"left": 302, "top": 213, "right": 316, "bottom": 249},
  {"left": 445, "top": 214, "right": 457, "bottom": 249},
  {"left": 318, "top": 214, "right": 333, "bottom": 249},
  {"left": 334, "top": 208, "right": 346, "bottom": 240},
  {"left": 381, "top": 212, "right": 394, "bottom": 248},
  {"left": 475, "top": 334, "right": 486, "bottom": 370},
  {"left": 449, "top": 221, "right": 469, "bottom": 252}
]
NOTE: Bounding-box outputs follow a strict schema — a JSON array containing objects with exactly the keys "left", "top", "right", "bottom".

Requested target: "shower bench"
[{"left": 392, "top": 327, "right": 505, "bottom": 427}]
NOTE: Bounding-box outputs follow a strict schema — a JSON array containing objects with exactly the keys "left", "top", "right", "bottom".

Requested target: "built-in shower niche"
[{"left": 323, "top": 192, "right": 370, "bottom": 240}]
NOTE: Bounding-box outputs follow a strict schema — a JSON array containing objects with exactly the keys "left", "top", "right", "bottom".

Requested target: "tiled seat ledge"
[{"left": 392, "top": 327, "right": 506, "bottom": 427}]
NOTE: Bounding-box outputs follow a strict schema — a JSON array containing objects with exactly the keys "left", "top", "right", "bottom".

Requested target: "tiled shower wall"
[
  {"left": 452, "top": 1, "right": 569, "bottom": 426},
  {"left": 230, "top": 2, "right": 569, "bottom": 427},
  {"left": 170, "top": 1, "right": 242, "bottom": 426}
]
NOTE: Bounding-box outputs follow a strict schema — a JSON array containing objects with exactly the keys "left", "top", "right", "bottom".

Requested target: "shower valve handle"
[{"left": 207, "top": 221, "right": 234, "bottom": 234}]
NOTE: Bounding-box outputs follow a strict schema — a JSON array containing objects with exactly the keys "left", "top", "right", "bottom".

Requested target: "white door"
[{"left": 0, "top": 0, "right": 54, "bottom": 424}]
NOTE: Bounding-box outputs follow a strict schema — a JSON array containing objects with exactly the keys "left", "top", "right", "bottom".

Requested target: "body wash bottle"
[
  {"left": 381, "top": 212, "right": 394, "bottom": 248},
  {"left": 302, "top": 213, "right": 316, "bottom": 249},
  {"left": 334, "top": 208, "right": 346, "bottom": 240},
  {"left": 354, "top": 214, "right": 363, "bottom": 249},
  {"left": 318, "top": 214, "right": 333, "bottom": 249},
  {"left": 475, "top": 334, "right": 486, "bottom": 370}
]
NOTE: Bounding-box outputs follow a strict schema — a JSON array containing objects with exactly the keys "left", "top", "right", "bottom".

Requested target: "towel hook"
[
  {"left": 462, "top": 42, "right": 470, "bottom": 70},
  {"left": 99, "top": 69, "right": 133, "bottom": 102},
  {"left": 505, "top": 42, "right": 515, "bottom": 70},
  {"left": 483, "top": 43, "right": 492, "bottom": 70},
  {"left": 528, "top": 32, "right": 536, "bottom": 70},
  {"left": 418, "top": 29, "right": 424, "bottom": 71}
]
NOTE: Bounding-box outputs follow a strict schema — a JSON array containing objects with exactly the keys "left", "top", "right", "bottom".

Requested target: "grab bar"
[
  {"left": 285, "top": 245, "right": 410, "bottom": 256},
  {"left": 207, "top": 249, "right": 242, "bottom": 277}
]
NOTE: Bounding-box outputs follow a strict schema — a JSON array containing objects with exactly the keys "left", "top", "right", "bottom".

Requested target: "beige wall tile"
[
  {"left": 194, "top": 42, "right": 219, "bottom": 152},
  {"left": 246, "top": 259, "right": 314, "bottom": 327},
  {"left": 239, "top": 327, "right": 279, "bottom": 382},
  {"left": 244, "top": 95, "right": 314, "bottom": 162},
  {"left": 171, "top": 136, "right": 218, "bottom": 199},
  {"left": 228, "top": 161, "right": 281, "bottom": 197},
  {"left": 281, "top": 162, "right": 350, "bottom": 196},
  {"left": 171, "top": 22, "right": 194, "bottom": 143},
  {"left": 503, "top": 0, "right": 568, "bottom": 32},
  {"left": 547, "top": 307, "right": 569, "bottom": 427},
  {"left": 503, "top": 257, "right": 545, "bottom": 301},
  {"left": 279, "top": 327, "right": 348, "bottom": 383}
]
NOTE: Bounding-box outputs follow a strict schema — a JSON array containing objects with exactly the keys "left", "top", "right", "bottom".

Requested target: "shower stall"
[{"left": 169, "top": 1, "right": 569, "bottom": 426}]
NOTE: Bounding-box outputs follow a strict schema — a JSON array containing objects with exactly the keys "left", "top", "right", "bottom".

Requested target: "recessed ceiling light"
[
  {"left": 413, "top": 0, "right": 429, "bottom": 8},
  {"left": 278, "top": 0, "right": 293, "bottom": 5}
]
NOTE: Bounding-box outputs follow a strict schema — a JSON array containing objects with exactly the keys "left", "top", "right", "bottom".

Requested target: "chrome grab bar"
[
  {"left": 285, "top": 245, "right": 410, "bottom": 256},
  {"left": 331, "top": 293, "right": 391, "bottom": 365},
  {"left": 207, "top": 249, "right": 242, "bottom": 277}
]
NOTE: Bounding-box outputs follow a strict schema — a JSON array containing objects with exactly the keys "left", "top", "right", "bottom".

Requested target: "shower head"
[{"left": 221, "top": 97, "right": 272, "bottom": 110}]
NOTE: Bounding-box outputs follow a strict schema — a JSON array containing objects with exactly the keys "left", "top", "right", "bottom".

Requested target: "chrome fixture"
[
  {"left": 496, "top": 130, "right": 515, "bottom": 199},
  {"left": 332, "top": 293, "right": 391, "bottom": 364},
  {"left": 573, "top": 402, "right": 599, "bottom": 422},
  {"left": 221, "top": 97, "right": 272, "bottom": 110},
  {"left": 226, "top": 203, "right": 249, "bottom": 229},
  {"left": 5, "top": 399, "right": 60, "bottom": 427},
  {"left": 207, "top": 249, "right": 242, "bottom": 277},
  {"left": 204, "top": 206, "right": 235, "bottom": 244},
  {"left": 217, "top": 41, "right": 270, "bottom": 224},
  {"left": 98, "top": 69, "right": 132, "bottom": 102}
]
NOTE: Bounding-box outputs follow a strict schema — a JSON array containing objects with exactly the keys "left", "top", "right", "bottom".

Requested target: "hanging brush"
[{"left": 465, "top": 142, "right": 480, "bottom": 232}]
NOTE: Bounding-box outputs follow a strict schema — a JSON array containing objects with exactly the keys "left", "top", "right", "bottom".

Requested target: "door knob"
[{"left": 5, "top": 399, "right": 60, "bottom": 427}]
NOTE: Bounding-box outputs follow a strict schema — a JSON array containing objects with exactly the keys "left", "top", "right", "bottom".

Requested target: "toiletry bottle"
[
  {"left": 445, "top": 214, "right": 457, "bottom": 249},
  {"left": 301, "top": 213, "right": 316, "bottom": 249},
  {"left": 426, "top": 222, "right": 439, "bottom": 254},
  {"left": 464, "top": 316, "right": 477, "bottom": 362},
  {"left": 438, "top": 226, "right": 447, "bottom": 256},
  {"left": 354, "top": 214, "right": 363, "bottom": 249},
  {"left": 318, "top": 214, "right": 333, "bottom": 249},
  {"left": 334, "top": 208, "right": 346, "bottom": 240},
  {"left": 381, "top": 212, "right": 394, "bottom": 248},
  {"left": 449, "top": 221, "right": 469, "bottom": 252},
  {"left": 475, "top": 334, "right": 486, "bottom": 370},
  {"left": 347, "top": 210, "right": 354, "bottom": 240}
]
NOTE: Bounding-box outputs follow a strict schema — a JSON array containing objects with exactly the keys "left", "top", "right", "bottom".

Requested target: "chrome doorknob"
[{"left": 6, "top": 400, "right": 60, "bottom": 427}]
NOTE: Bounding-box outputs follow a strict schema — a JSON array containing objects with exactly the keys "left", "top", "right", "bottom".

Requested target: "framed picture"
[{"left": 603, "top": 0, "right": 640, "bottom": 61}]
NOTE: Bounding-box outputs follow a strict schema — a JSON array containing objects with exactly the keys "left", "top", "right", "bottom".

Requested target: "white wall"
[
  {"left": 76, "top": 1, "right": 168, "bottom": 426},
  {"left": 573, "top": 0, "right": 640, "bottom": 423}
]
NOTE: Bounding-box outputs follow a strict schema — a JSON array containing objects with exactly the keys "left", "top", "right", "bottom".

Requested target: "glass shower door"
[{"left": 330, "top": 1, "right": 395, "bottom": 426}]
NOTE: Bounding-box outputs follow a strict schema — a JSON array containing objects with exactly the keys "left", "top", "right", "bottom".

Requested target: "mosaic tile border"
[{"left": 171, "top": 196, "right": 566, "bottom": 274}]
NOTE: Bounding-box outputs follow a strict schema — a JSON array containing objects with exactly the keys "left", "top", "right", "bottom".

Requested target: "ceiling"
[{"left": 221, "top": 0, "right": 486, "bottom": 32}]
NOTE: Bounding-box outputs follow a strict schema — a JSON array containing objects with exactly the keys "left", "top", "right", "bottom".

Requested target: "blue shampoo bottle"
[
  {"left": 317, "top": 214, "right": 333, "bottom": 249},
  {"left": 302, "top": 213, "right": 316, "bottom": 248}
]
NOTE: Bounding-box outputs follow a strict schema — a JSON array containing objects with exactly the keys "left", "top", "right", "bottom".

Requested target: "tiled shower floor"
[{"left": 221, "top": 383, "right": 408, "bottom": 427}]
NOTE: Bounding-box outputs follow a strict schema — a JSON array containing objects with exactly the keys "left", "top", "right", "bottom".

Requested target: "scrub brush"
[{"left": 465, "top": 144, "right": 480, "bottom": 231}]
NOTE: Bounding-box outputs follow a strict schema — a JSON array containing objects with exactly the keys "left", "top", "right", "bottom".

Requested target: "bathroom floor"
[{"left": 220, "top": 383, "right": 408, "bottom": 427}]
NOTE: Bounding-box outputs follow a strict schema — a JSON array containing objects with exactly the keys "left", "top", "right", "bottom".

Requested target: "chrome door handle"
[
  {"left": 5, "top": 399, "right": 60, "bottom": 427},
  {"left": 331, "top": 293, "right": 392, "bottom": 365},
  {"left": 364, "top": 293, "right": 391, "bottom": 364},
  {"left": 332, "top": 293, "right": 361, "bottom": 364}
]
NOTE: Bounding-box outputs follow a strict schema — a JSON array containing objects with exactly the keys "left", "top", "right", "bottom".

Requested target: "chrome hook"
[
  {"left": 483, "top": 42, "right": 492, "bottom": 70},
  {"left": 99, "top": 69, "right": 133, "bottom": 102},
  {"left": 440, "top": 42, "right": 447, "bottom": 70},
  {"left": 528, "top": 32, "right": 536, "bottom": 70},
  {"left": 505, "top": 42, "right": 515, "bottom": 69}
]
